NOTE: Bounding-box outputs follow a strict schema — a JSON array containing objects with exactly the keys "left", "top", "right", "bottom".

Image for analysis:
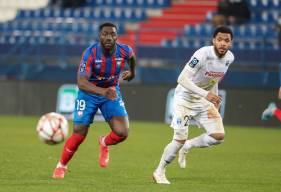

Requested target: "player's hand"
[
  {"left": 103, "top": 87, "right": 117, "bottom": 100},
  {"left": 206, "top": 92, "right": 222, "bottom": 106},
  {"left": 122, "top": 70, "right": 135, "bottom": 81},
  {"left": 214, "top": 102, "right": 221, "bottom": 110}
]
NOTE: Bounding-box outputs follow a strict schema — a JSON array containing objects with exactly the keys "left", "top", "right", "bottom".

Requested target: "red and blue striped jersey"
[{"left": 78, "top": 42, "right": 134, "bottom": 88}]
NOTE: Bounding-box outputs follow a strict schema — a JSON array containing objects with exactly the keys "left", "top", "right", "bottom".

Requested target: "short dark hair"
[
  {"left": 99, "top": 22, "right": 117, "bottom": 32},
  {"left": 213, "top": 26, "right": 233, "bottom": 40}
]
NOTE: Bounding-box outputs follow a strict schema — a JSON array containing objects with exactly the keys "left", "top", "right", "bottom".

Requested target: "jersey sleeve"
[
  {"left": 177, "top": 48, "right": 208, "bottom": 97},
  {"left": 78, "top": 47, "right": 93, "bottom": 78},
  {"left": 182, "top": 48, "right": 204, "bottom": 77},
  {"left": 126, "top": 45, "right": 135, "bottom": 60}
]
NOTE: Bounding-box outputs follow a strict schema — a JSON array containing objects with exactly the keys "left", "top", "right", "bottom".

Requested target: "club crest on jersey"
[
  {"left": 77, "top": 111, "right": 83, "bottom": 117},
  {"left": 116, "top": 58, "right": 123, "bottom": 66},
  {"left": 176, "top": 117, "right": 182, "bottom": 125},
  {"left": 80, "top": 61, "right": 86, "bottom": 72},
  {"left": 189, "top": 57, "right": 199, "bottom": 68}
]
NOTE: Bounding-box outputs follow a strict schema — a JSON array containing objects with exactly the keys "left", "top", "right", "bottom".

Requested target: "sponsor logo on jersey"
[
  {"left": 96, "top": 75, "right": 117, "bottom": 81},
  {"left": 205, "top": 71, "right": 224, "bottom": 77},
  {"left": 188, "top": 57, "right": 199, "bottom": 68}
]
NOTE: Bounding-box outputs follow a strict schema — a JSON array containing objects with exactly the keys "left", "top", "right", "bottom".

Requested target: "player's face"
[
  {"left": 212, "top": 32, "right": 232, "bottom": 57},
  {"left": 99, "top": 26, "right": 117, "bottom": 50}
]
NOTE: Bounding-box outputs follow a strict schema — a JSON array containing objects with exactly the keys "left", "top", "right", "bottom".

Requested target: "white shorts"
[{"left": 170, "top": 101, "right": 224, "bottom": 140}]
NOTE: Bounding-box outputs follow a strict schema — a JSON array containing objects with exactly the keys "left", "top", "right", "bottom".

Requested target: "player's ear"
[{"left": 212, "top": 38, "right": 215, "bottom": 45}]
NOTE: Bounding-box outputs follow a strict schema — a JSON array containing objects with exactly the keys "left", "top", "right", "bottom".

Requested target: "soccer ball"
[{"left": 36, "top": 112, "right": 69, "bottom": 145}]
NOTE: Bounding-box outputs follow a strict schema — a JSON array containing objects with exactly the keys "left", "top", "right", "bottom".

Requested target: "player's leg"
[
  {"left": 274, "top": 107, "right": 281, "bottom": 122},
  {"left": 105, "top": 116, "right": 129, "bottom": 144},
  {"left": 178, "top": 106, "right": 224, "bottom": 168},
  {"left": 53, "top": 125, "right": 89, "bottom": 179},
  {"left": 98, "top": 98, "right": 129, "bottom": 167},
  {"left": 153, "top": 135, "right": 185, "bottom": 184},
  {"left": 53, "top": 91, "right": 97, "bottom": 178},
  {"left": 153, "top": 105, "right": 189, "bottom": 184}
]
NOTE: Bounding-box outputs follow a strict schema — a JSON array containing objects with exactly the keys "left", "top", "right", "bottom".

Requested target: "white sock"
[
  {"left": 181, "top": 133, "right": 222, "bottom": 153},
  {"left": 156, "top": 140, "right": 183, "bottom": 172}
]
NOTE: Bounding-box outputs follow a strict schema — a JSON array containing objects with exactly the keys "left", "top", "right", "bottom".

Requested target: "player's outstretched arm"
[
  {"left": 77, "top": 76, "right": 117, "bottom": 100},
  {"left": 122, "top": 55, "right": 136, "bottom": 81}
]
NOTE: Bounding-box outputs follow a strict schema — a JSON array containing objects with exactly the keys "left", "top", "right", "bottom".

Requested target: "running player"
[
  {"left": 153, "top": 26, "right": 235, "bottom": 184},
  {"left": 52, "top": 22, "right": 136, "bottom": 179}
]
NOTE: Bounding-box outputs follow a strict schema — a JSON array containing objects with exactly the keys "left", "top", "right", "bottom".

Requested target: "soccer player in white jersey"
[{"left": 153, "top": 26, "right": 235, "bottom": 184}]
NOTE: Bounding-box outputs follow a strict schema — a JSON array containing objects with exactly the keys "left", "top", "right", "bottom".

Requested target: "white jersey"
[{"left": 174, "top": 46, "right": 234, "bottom": 109}]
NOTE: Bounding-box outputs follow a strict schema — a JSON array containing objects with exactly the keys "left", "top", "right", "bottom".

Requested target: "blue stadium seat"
[
  {"left": 73, "top": 9, "right": 84, "bottom": 18},
  {"left": 184, "top": 26, "right": 196, "bottom": 37},
  {"left": 131, "top": 9, "right": 146, "bottom": 20},
  {"left": 100, "top": 8, "right": 113, "bottom": 19},
  {"left": 63, "top": 9, "right": 75, "bottom": 18},
  {"left": 43, "top": 9, "right": 54, "bottom": 17}
]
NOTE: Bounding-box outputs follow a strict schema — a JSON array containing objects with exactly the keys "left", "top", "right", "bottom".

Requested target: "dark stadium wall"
[{"left": 0, "top": 81, "right": 279, "bottom": 127}]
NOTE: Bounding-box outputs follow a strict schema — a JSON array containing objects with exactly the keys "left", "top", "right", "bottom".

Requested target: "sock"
[
  {"left": 59, "top": 133, "right": 85, "bottom": 166},
  {"left": 274, "top": 108, "right": 281, "bottom": 122},
  {"left": 156, "top": 140, "right": 183, "bottom": 172},
  {"left": 181, "top": 133, "right": 221, "bottom": 153},
  {"left": 104, "top": 131, "right": 127, "bottom": 146}
]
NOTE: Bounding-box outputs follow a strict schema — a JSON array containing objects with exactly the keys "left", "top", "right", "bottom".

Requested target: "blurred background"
[{"left": 0, "top": 0, "right": 280, "bottom": 126}]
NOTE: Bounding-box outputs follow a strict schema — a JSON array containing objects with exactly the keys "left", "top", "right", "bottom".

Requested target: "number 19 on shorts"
[{"left": 76, "top": 100, "right": 86, "bottom": 111}]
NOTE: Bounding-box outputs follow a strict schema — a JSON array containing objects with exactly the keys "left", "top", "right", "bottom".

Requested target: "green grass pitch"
[{"left": 0, "top": 116, "right": 281, "bottom": 192}]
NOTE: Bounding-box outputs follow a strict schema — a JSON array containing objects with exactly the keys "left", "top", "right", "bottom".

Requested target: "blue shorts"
[{"left": 73, "top": 87, "right": 128, "bottom": 126}]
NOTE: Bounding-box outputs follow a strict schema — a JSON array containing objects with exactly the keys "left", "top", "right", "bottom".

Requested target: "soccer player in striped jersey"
[
  {"left": 153, "top": 26, "right": 234, "bottom": 184},
  {"left": 53, "top": 22, "right": 136, "bottom": 179},
  {"left": 262, "top": 63, "right": 281, "bottom": 122}
]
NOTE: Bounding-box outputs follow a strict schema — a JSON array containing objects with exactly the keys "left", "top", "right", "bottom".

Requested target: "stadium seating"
[
  {"left": 160, "top": 0, "right": 280, "bottom": 50},
  {"left": 0, "top": 0, "right": 280, "bottom": 86},
  {"left": 0, "top": 0, "right": 173, "bottom": 46}
]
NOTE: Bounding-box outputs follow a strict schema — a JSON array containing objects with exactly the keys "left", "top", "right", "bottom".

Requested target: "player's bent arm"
[
  {"left": 128, "top": 55, "right": 136, "bottom": 76},
  {"left": 177, "top": 72, "right": 209, "bottom": 98},
  {"left": 122, "top": 55, "right": 136, "bottom": 81},
  {"left": 77, "top": 76, "right": 106, "bottom": 96}
]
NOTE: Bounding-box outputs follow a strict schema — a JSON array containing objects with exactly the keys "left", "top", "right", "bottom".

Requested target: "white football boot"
[{"left": 153, "top": 170, "right": 171, "bottom": 184}]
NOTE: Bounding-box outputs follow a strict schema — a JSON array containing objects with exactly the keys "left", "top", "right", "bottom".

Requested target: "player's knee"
[
  {"left": 73, "top": 125, "right": 89, "bottom": 136},
  {"left": 175, "top": 139, "right": 186, "bottom": 144},
  {"left": 114, "top": 130, "right": 128, "bottom": 142}
]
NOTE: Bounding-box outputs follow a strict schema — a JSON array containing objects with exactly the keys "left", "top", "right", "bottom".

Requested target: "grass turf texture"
[{"left": 0, "top": 116, "right": 280, "bottom": 192}]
